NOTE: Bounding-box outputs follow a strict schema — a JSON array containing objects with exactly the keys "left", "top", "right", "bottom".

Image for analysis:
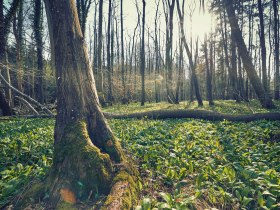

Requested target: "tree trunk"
[
  {"left": 105, "top": 109, "right": 280, "bottom": 122},
  {"left": 175, "top": 37, "right": 183, "bottom": 104},
  {"left": 0, "top": 0, "right": 20, "bottom": 115},
  {"left": 223, "top": 0, "right": 274, "bottom": 109},
  {"left": 273, "top": 0, "right": 279, "bottom": 99},
  {"left": 140, "top": 0, "right": 146, "bottom": 106},
  {"left": 204, "top": 36, "right": 214, "bottom": 106},
  {"left": 34, "top": 0, "right": 44, "bottom": 103},
  {"left": 19, "top": 0, "right": 139, "bottom": 208},
  {"left": 97, "top": 0, "right": 103, "bottom": 93},
  {"left": 120, "top": 0, "right": 126, "bottom": 101},
  {"left": 176, "top": 0, "right": 203, "bottom": 106},
  {"left": 257, "top": 0, "right": 268, "bottom": 93},
  {"left": 13, "top": 0, "right": 24, "bottom": 93},
  {"left": 164, "top": 0, "right": 176, "bottom": 103},
  {"left": 107, "top": 0, "right": 112, "bottom": 103},
  {"left": 76, "top": 0, "right": 92, "bottom": 36}
]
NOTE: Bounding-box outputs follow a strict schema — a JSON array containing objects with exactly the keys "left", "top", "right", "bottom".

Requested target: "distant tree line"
[{"left": 0, "top": 0, "right": 279, "bottom": 115}]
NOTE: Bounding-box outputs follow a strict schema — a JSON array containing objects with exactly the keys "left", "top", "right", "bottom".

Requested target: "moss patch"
[
  {"left": 56, "top": 201, "right": 77, "bottom": 210},
  {"left": 103, "top": 170, "right": 140, "bottom": 210}
]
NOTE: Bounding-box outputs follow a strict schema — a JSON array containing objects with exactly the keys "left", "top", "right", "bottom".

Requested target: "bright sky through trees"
[{"left": 87, "top": 0, "right": 215, "bottom": 46}]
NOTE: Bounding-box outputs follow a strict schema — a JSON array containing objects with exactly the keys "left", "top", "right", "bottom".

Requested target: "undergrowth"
[{"left": 1, "top": 101, "right": 280, "bottom": 209}]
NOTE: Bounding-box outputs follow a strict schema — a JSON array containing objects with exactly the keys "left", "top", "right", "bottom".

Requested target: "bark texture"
[
  {"left": 224, "top": 0, "right": 274, "bottom": 109},
  {"left": 104, "top": 110, "right": 280, "bottom": 122},
  {"left": 18, "top": 0, "right": 139, "bottom": 209}
]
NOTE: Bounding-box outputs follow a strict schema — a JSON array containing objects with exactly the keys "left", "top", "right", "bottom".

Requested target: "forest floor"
[{"left": 0, "top": 100, "right": 280, "bottom": 209}]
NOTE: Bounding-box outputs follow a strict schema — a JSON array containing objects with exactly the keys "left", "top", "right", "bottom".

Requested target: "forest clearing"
[{"left": 0, "top": 0, "right": 280, "bottom": 209}]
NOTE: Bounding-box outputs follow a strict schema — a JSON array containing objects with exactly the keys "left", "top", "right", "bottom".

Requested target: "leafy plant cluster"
[
  {"left": 0, "top": 101, "right": 280, "bottom": 209},
  {"left": 110, "top": 118, "right": 280, "bottom": 209},
  {"left": 0, "top": 119, "right": 54, "bottom": 207}
]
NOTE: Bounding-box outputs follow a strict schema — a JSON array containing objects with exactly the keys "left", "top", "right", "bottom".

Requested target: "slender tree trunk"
[
  {"left": 154, "top": 0, "right": 160, "bottom": 103},
  {"left": 204, "top": 36, "right": 214, "bottom": 106},
  {"left": 273, "top": 0, "right": 279, "bottom": 99},
  {"left": 230, "top": 32, "right": 240, "bottom": 102},
  {"left": 13, "top": 0, "right": 24, "bottom": 93},
  {"left": 34, "top": 0, "right": 44, "bottom": 103},
  {"left": 107, "top": 0, "right": 112, "bottom": 103},
  {"left": 176, "top": 0, "right": 203, "bottom": 106},
  {"left": 0, "top": 0, "right": 20, "bottom": 115},
  {"left": 120, "top": 0, "right": 126, "bottom": 101},
  {"left": 164, "top": 0, "right": 176, "bottom": 103},
  {"left": 223, "top": 0, "right": 274, "bottom": 108},
  {"left": 76, "top": 0, "right": 92, "bottom": 36},
  {"left": 140, "top": 0, "right": 146, "bottom": 106},
  {"left": 257, "top": 0, "right": 268, "bottom": 92},
  {"left": 97, "top": 0, "right": 103, "bottom": 93}
]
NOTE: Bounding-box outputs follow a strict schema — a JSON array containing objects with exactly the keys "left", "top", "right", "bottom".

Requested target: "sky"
[{"left": 87, "top": 0, "right": 215, "bottom": 47}]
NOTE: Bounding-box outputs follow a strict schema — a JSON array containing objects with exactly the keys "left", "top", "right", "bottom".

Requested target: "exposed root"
[{"left": 16, "top": 120, "right": 139, "bottom": 210}]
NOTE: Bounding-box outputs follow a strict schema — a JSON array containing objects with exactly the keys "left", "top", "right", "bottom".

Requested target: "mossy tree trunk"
[{"left": 20, "top": 0, "right": 139, "bottom": 208}]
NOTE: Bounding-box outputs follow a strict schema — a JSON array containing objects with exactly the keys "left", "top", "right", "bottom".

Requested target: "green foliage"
[
  {"left": 0, "top": 119, "right": 54, "bottom": 207},
  {"left": 1, "top": 101, "right": 280, "bottom": 209},
  {"left": 110, "top": 119, "right": 280, "bottom": 209}
]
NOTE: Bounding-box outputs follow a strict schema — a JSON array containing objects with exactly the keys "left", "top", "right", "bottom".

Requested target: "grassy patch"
[
  {"left": 1, "top": 101, "right": 280, "bottom": 209},
  {"left": 111, "top": 119, "right": 280, "bottom": 209},
  {"left": 0, "top": 119, "right": 54, "bottom": 207},
  {"left": 103, "top": 100, "right": 280, "bottom": 115}
]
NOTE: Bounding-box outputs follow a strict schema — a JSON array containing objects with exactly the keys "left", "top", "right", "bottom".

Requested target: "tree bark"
[
  {"left": 223, "top": 0, "right": 274, "bottom": 109},
  {"left": 120, "top": 0, "right": 126, "bottom": 101},
  {"left": 0, "top": 0, "right": 21, "bottom": 115},
  {"left": 34, "top": 0, "right": 44, "bottom": 103},
  {"left": 204, "top": 36, "right": 214, "bottom": 106},
  {"left": 257, "top": 0, "right": 268, "bottom": 93},
  {"left": 176, "top": 0, "right": 203, "bottom": 106},
  {"left": 106, "top": 0, "right": 112, "bottom": 103},
  {"left": 18, "top": 0, "right": 139, "bottom": 209},
  {"left": 76, "top": 0, "right": 92, "bottom": 35},
  {"left": 13, "top": 0, "right": 24, "bottom": 93},
  {"left": 140, "top": 0, "right": 146, "bottom": 106},
  {"left": 105, "top": 110, "right": 280, "bottom": 122},
  {"left": 97, "top": 0, "right": 103, "bottom": 93},
  {"left": 273, "top": 0, "right": 279, "bottom": 99},
  {"left": 164, "top": 0, "right": 176, "bottom": 103}
]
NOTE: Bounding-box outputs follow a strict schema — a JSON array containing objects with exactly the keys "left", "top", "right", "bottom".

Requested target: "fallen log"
[
  {"left": 104, "top": 109, "right": 280, "bottom": 122},
  {"left": 15, "top": 96, "right": 39, "bottom": 115},
  {"left": 1, "top": 109, "right": 280, "bottom": 122},
  {"left": 0, "top": 73, "right": 53, "bottom": 115}
]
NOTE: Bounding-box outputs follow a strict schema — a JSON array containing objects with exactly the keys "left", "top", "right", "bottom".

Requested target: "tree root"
[{"left": 16, "top": 120, "right": 140, "bottom": 210}]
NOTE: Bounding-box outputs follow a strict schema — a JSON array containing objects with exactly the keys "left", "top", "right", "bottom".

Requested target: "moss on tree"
[{"left": 17, "top": 120, "right": 140, "bottom": 209}]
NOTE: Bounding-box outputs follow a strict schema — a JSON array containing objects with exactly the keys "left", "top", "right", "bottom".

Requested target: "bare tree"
[
  {"left": 107, "top": 0, "right": 113, "bottom": 103},
  {"left": 223, "top": 0, "right": 274, "bottom": 108},
  {"left": 257, "top": 0, "right": 268, "bottom": 92},
  {"left": 33, "top": 0, "right": 44, "bottom": 103},
  {"left": 273, "top": 0, "right": 279, "bottom": 99},
  {"left": 204, "top": 35, "right": 214, "bottom": 105},
  {"left": 140, "top": 0, "right": 146, "bottom": 106},
  {"left": 76, "top": 0, "right": 92, "bottom": 35},
  {"left": 0, "top": 0, "right": 20, "bottom": 115},
  {"left": 176, "top": 0, "right": 203, "bottom": 106},
  {"left": 97, "top": 0, "right": 103, "bottom": 92}
]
